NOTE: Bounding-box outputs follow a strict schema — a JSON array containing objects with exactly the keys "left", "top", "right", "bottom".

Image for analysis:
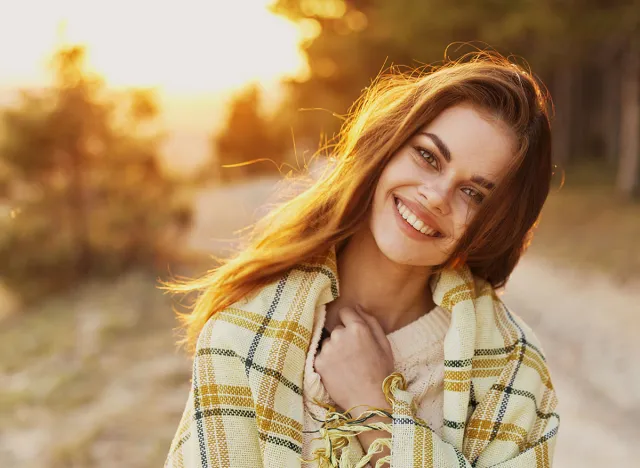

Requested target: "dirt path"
[
  {"left": 2, "top": 179, "right": 637, "bottom": 467},
  {"left": 189, "top": 179, "right": 640, "bottom": 466},
  {"left": 188, "top": 179, "right": 640, "bottom": 466},
  {"left": 0, "top": 272, "right": 192, "bottom": 468},
  {"left": 502, "top": 256, "right": 639, "bottom": 467}
]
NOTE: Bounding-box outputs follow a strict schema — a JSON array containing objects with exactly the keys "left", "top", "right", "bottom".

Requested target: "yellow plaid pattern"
[{"left": 165, "top": 246, "right": 559, "bottom": 467}]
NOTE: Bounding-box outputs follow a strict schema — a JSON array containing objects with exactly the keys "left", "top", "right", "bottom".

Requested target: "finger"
[
  {"left": 337, "top": 306, "right": 366, "bottom": 328},
  {"left": 354, "top": 304, "right": 391, "bottom": 352}
]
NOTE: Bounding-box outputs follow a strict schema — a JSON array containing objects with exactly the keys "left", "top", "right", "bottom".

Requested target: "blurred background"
[{"left": 0, "top": 0, "right": 638, "bottom": 466}]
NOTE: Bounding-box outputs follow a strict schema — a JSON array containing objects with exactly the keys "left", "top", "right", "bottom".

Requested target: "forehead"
[{"left": 419, "top": 103, "right": 516, "bottom": 179}]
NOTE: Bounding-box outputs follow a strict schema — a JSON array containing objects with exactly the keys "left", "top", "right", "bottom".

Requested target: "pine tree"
[
  {"left": 213, "top": 84, "right": 290, "bottom": 183},
  {"left": 0, "top": 45, "right": 193, "bottom": 300}
]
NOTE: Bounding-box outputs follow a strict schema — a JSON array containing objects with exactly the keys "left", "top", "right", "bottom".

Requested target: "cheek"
[
  {"left": 373, "top": 160, "right": 406, "bottom": 206},
  {"left": 450, "top": 204, "right": 478, "bottom": 241},
  {"left": 378, "top": 151, "right": 414, "bottom": 185}
]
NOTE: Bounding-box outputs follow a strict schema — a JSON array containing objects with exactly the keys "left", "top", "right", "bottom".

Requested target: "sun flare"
[{"left": 0, "top": 0, "right": 310, "bottom": 94}]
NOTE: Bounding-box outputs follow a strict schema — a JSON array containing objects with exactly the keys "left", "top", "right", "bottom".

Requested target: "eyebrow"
[
  {"left": 420, "top": 132, "right": 451, "bottom": 162},
  {"left": 418, "top": 131, "right": 496, "bottom": 191},
  {"left": 471, "top": 175, "right": 496, "bottom": 190}
]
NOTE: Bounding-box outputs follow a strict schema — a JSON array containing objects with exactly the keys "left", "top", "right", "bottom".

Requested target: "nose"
[{"left": 417, "top": 182, "right": 451, "bottom": 216}]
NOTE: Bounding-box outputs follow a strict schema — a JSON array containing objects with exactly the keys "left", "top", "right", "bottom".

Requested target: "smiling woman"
[
  {"left": 0, "top": 0, "right": 308, "bottom": 93},
  {"left": 164, "top": 52, "right": 559, "bottom": 468},
  {"left": 371, "top": 103, "right": 516, "bottom": 268}
]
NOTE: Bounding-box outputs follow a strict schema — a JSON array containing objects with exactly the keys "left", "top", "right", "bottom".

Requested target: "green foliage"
[
  {"left": 271, "top": 0, "right": 640, "bottom": 148},
  {"left": 213, "top": 84, "right": 291, "bottom": 182},
  {"left": 0, "top": 46, "right": 193, "bottom": 301}
]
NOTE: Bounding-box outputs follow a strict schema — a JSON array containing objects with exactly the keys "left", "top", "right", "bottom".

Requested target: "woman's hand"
[{"left": 314, "top": 305, "right": 395, "bottom": 412}]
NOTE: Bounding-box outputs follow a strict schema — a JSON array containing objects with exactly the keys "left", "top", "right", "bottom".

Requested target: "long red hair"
[{"left": 168, "top": 52, "right": 552, "bottom": 351}]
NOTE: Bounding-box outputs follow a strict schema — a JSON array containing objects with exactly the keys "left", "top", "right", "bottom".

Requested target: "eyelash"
[
  {"left": 415, "top": 146, "right": 439, "bottom": 170},
  {"left": 462, "top": 187, "right": 485, "bottom": 204},
  {"left": 413, "top": 146, "right": 485, "bottom": 205}
]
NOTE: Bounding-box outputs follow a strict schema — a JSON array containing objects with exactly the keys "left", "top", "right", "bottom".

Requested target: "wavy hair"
[{"left": 168, "top": 52, "right": 553, "bottom": 351}]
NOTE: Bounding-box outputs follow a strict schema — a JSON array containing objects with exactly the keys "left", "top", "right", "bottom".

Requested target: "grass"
[
  {"left": 0, "top": 268, "right": 193, "bottom": 467},
  {"left": 528, "top": 162, "right": 640, "bottom": 282},
  {"left": 0, "top": 299, "right": 79, "bottom": 374}
]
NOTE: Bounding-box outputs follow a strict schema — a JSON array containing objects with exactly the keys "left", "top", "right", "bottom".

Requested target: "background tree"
[
  {"left": 272, "top": 0, "right": 640, "bottom": 199},
  {"left": 0, "top": 45, "right": 193, "bottom": 300},
  {"left": 213, "top": 84, "right": 291, "bottom": 183}
]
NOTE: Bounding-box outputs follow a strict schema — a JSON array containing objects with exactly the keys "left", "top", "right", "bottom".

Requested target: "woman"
[{"left": 165, "top": 53, "right": 559, "bottom": 468}]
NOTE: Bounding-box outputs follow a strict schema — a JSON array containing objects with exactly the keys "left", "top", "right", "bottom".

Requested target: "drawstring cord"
[{"left": 299, "top": 372, "right": 409, "bottom": 467}]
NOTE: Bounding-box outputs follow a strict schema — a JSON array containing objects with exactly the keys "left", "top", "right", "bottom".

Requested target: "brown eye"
[
  {"left": 415, "top": 147, "right": 438, "bottom": 169},
  {"left": 462, "top": 187, "right": 485, "bottom": 204}
]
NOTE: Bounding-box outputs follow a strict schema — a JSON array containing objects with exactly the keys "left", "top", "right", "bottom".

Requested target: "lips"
[{"left": 393, "top": 195, "right": 445, "bottom": 236}]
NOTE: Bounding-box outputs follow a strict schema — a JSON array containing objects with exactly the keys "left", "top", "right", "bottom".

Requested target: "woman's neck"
[{"left": 326, "top": 228, "right": 436, "bottom": 334}]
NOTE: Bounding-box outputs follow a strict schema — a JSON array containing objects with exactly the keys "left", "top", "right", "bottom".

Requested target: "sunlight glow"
[{"left": 0, "top": 0, "right": 309, "bottom": 93}]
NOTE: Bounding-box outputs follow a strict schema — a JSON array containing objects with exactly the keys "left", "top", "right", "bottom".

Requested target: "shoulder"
[
  {"left": 486, "top": 298, "right": 557, "bottom": 402},
  {"left": 471, "top": 296, "right": 559, "bottom": 417},
  {"left": 493, "top": 297, "right": 549, "bottom": 359},
  {"left": 193, "top": 283, "right": 295, "bottom": 359},
  {"left": 473, "top": 289, "right": 555, "bottom": 384},
  {"left": 194, "top": 299, "right": 252, "bottom": 357},
  {"left": 469, "top": 276, "right": 550, "bottom": 362},
  {"left": 191, "top": 307, "right": 256, "bottom": 390}
]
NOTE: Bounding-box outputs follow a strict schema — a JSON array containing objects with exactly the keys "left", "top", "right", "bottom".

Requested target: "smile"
[{"left": 394, "top": 197, "right": 442, "bottom": 238}]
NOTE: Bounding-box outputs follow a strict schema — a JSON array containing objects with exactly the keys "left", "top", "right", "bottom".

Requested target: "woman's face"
[{"left": 369, "top": 103, "right": 516, "bottom": 266}]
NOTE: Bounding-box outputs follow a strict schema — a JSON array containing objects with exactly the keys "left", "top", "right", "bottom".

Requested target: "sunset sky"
[
  {"left": 0, "top": 0, "right": 310, "bottom": 93},
  {"left": 0, "top": 0, "right": 316, "bottom": 174}
]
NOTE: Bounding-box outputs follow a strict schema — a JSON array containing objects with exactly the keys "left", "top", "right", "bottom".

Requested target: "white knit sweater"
[{"left": 302, "top": 303, "right": 451, "bottom": 466}]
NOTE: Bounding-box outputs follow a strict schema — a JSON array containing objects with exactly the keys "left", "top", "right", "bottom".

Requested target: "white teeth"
[
  {"left": 395, "top": 198, "right": 440, "bottom": 237},
  {"left": 422, "top": 226, "right": 436, "bottom": 235}
]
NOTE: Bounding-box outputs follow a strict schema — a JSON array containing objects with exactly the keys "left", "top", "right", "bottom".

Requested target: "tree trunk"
[
  {"left": 69, "top": 138, "right": 92, "bottom": 276},
  {"left": 571, "top": 64, "right": 589, "bottom": 160},
  {"left": 551, "top": 63, "right": 574, "bottom": 166},
  {"left": 616, "top": 39, "right": 640, "bottom": 199},
  {"left": 602, "top": 56, "right": 621, "bottom": 165}
]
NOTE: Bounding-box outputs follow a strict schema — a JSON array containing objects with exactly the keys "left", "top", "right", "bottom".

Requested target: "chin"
[
  {"left": 368, "top": 196, "right": 451, "bottom": 266},
  {"left": 372, "top": 228, "right": 447, "bottom": 267}
]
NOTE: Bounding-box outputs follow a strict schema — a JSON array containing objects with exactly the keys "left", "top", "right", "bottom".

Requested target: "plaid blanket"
[{"left": 165, "top": 245, "right": 559, "bottom": 467}]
